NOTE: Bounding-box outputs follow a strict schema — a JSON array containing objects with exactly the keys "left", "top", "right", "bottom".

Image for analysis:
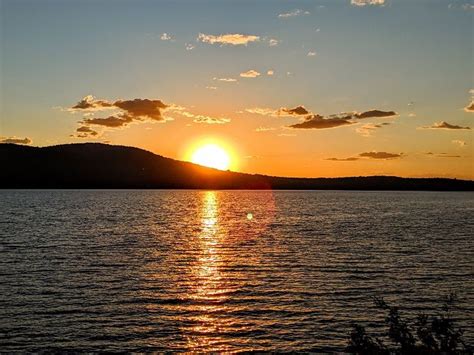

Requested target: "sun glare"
[{"left": 191, "top": 144, "right": 231, "bottom": 170}]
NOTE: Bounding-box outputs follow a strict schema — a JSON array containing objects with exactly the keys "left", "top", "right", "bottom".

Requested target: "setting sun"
[{"left": 191, "top": 144, "right": 231, "bottom": 170}]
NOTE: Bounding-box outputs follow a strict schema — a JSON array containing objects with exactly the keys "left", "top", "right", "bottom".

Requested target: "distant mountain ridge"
[{"left": 1, "top": 143, "right": 473, "bottom": 190}]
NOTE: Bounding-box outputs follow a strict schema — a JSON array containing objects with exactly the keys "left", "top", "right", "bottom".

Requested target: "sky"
[{"left": 1, "top": 0, "right": 473, "bottom": 179}]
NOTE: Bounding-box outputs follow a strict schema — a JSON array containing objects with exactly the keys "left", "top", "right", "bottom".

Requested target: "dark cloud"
[
  {"left": 68, "top": 96, "right": 173, "bottom": 138},
  {"left": 70, "top": 96, "right": 169, "bottom": 121},
  {"left": 280, "top": 105, "right": 309, "bottom": 115},
  {"left": 421, "top": 121, "right": 471, "bottom": 130},
  {"left": 288, "top": 114, "right": 354, "bottom": 129},
  {"left": 359, "top": 151, "right": 402, "bottom": 159},
  {"left": 73, "top": 126, "right": 99, "bottom": 138},
  {"left": 0, "top": 137, "right": 32, "bottom": 144},
  {"left": 354, "top": 110, "right": 397, "bottom": 119},
  {"left": 83, "top": 115, "right": 133, "bottom": 128},
  {"left": 113, "top": 99, "right": 168, "bottom": 120}
]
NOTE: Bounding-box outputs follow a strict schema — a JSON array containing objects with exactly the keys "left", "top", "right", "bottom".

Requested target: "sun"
[{"left": 191, "top": 144, "right": 231, "bottom": 170}]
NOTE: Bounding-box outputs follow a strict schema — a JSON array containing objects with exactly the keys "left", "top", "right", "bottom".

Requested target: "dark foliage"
[
  {"left": 1, "top": 143, "right": 473, "bottom": 190},
  {"left": 346, "top": 294, "right": 472, "bottom": 354}
]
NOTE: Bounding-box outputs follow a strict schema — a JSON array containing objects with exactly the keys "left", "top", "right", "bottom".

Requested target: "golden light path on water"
[{"left": 185, "top": 191, "right": 234, "bottom": 351}]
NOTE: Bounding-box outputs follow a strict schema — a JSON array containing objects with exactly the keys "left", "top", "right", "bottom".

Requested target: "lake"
[{"left": 1, "top": 190, "right": 473, "bottom": 352}]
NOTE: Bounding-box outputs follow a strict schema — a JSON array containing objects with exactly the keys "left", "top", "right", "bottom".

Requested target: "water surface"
[{"left": 1, "top": 190, "right": 473, "bottom": 352}]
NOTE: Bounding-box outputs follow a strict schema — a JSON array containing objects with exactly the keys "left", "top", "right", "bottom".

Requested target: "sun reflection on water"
[{"left": 185, "top": 191, "right": 235, "bottom": 351}]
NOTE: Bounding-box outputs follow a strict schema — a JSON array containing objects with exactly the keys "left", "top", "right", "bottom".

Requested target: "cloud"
[
  {"left": 0, "top": 136, "right": 32, "bottom": 144},
  {"left": 278, "top": 9, "right": 310, "bottom": 18},
  {"left": 240, "top": 70, "right": 261, "bottom": 78},
  {"left": 420, "top": 121, "right": 471, "bottom": 130},
  {"left": 351, "top": 0, "right": 385, "bottom": 6},
  {"left": 289, "top": 114, "right": 354, "bottom": 129},
  {"left": 269, "top": 38, "right": 279, "bottom": 46},
  {"left": 205, "top": 86, "right": 218, "bottom": 90},
  {"left": 197, "top": 33, "right": 259, "bottom": 46},
  {"left": 185, "top": 43, "right": 195, "bottom": 51},
  {"left": 326, "top": 157, "right": 360, "bottom": 162},
  {"left": 448, "top": 3, "right": 474, "bottom": 10},
  {"left": 192, "top": 115, "right": 230, "bottom": 124},
  {"left": 354, "top": 109, "right": 397, "bottom": 119},
  {"left": 245, "top": 104, "right": 397, "bottom": 131},
  {"left": 172, "top": 109, "right": 231, "bottom": 125},
  {"left": 465, "top": 102, "right": 474, "bottom": 112},
  {"left": 245, "top": 105, "right": 308, "bottom": 117},
  {"left": 307, "top": 51, "right": 317, "bottom": 57},
  {"left": 83, "top": 115, "right": 133, "bottom": 128},
  {"left": 70, "top": 95, "right": 113, "bottom": 112},
  {"left": 245, "top": 107, "right": 277, "bottom": 116},
  {"left": 452, "top": 139, "right": 467, "bottom": 147},
  {"left": 160, "top": 33, "right": 173, "bottom": 41},
  {"left": 326, "top": 151, "right": 402, "bottom": 161},
  {"left": 359, "top": 151, "right": 402, "bottom": 159},
  {"left": 213, "top": 77, "right": 237, "bottom": 82},
  {"left": 113, "top": 99, "right": 168, "bottom": 121},
  {"left": 267, "top": 70, "right": 274, "bottom": 76},
  {"left": 255, "top": 126, "right": 277, "bottom": 132},
  {"left": 279, "top": 105, "right": 309, "bottom": 115},
  {"left": 356, "top": 122, "right": 391, "bottom": 137},
  {"left": 73, "top": 126, "right": 99, "bottom": 138}
]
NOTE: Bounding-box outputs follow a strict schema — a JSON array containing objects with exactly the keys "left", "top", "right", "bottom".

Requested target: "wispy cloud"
[
  {"left": 356, "top": 122, "right": 391, "bottom": 137},
  {"left": 213, "top": 77, "right": 237, "bottom": 82},
  {"left": 245, "top": 107, "right": 277, "bottom": 116},
  {"left": 255, "top": 127, "right": 277, "bottom": 132},
  {"left": 267, "top": 70, "right": 274, "bottom": 76},
  {"left": 197, "top": 33, "right": 260, "bottom": 46},
  {"left": 351, "top": 0, "right": 385, "bottom": 6},
  {"left": 185, "top": 43, "right": 195, "bottom": 51},
  {"left": 0, "top": 136, "right": 32, "bottom": 144},
  {"left": 326, "top": 151, "right": 403, "bottom": 161},
  {"left": 240, "top": 70, "right": 261, "bottom": 78},
  {"left": 171, "top": 108, "right": 231, "bottom": 124},
  {"left": 452, "top": 139, "right": 467, "bottom": 147},
  {"left": 420, "top": 121, "right": 471, "bottom": 130},
  {"left": 307, "top": 51, "right": 317, "bottom": 57},
  {"left": 278, "top": 9, "right": 310, "bottom": 18}
]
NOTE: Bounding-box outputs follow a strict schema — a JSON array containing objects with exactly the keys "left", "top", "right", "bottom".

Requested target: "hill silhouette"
[{"left": 1, "top": 143, "right": 473, "bottom": 190}]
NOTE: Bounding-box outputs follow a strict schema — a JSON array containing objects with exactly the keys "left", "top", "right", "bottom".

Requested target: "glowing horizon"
[{"left": 0, "top": 0, "right": 472, "bottom": 179}]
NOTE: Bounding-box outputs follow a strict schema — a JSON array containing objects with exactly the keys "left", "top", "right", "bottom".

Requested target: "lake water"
[{"left": 1, "top": 190, "right": 473, "bottom": 352}]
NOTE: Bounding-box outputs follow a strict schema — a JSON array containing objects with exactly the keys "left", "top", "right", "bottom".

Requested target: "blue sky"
[{"left": 1, "top": 0, "right": 473, "bottom": 178}]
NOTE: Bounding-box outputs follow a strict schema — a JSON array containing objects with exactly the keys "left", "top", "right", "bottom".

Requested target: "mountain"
[{"left": 1, "top": 143, "right": 472, "bottom": 190}]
